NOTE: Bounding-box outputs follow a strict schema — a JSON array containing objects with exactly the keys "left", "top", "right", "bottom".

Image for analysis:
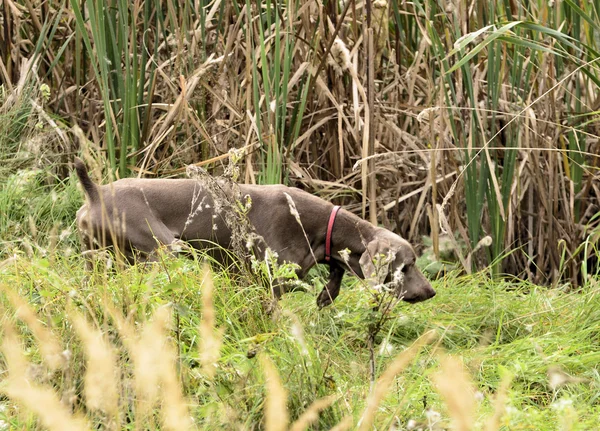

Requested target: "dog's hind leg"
[{"left": 316, "top": 261, "right": 345, "bottom": 308}]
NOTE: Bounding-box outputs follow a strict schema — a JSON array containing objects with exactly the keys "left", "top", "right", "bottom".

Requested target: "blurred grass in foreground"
[{"left": 0, "top": 247, "right": 598, "bottom": 429}]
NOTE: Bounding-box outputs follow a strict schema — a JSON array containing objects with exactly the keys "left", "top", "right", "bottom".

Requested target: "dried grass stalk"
[
  {"left": 159, "top": 335, "right": 194, "bottom": 429},
  {"left": 432, "top": 355, "right": 476, "bottom": 431},
  {"left": 131, "top": 309, "right": 165, "bottom": 412},
  {"left": 130, "top": 306, "right": 194, "bottom": 430},
  {"left": 289, "top": 395, "right": 336, "bottom": 431},
  {"left": 358, "top": 330, "right": 436, "bottom": 431},
  {"left": 329, "top": 415, "right": 354, "bottom": 431},
  {"left": 3, "top": 286, "right": 65, "bottom": 370},
  {"left": 1, "top": 323, "right": 90, "bottom": 431},
  {"left": 199, "top": 266, "right": 224, "bottom": 379},
  {"left": 260, "top": 354, "right": 289, "bottom": 431},
  {"left": 71, "top": 311, "right": 119, "bottom": 416},
  {"left": 485, "top": 374, "right": 512, "bottom": 431}
]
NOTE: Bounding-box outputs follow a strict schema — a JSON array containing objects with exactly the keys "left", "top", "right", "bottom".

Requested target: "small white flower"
[
  {"left": 378, "top": 341, "right": 394, "bottom": 356},
  {"left": 551, "top": 398, "right": 573, "bottom": 411},
  {"left": 396, "top": 315, "right": 409, "bottom": 324},
  {"left": 406, "top": 419, "right": 417, "bottom": 430},
  {"left": 425, "top": 408, "right": 441, "bottom": 426},
  {"left": 59, "top": 229, "right": 71, "bottom": 241},
  {"left": 392, "top": 264, "right": 405, "bottom": 284},
  {"left": 338, "top": 248, "right": 351, "bottom": 263},
  {"left": 289, "top": 321, "right": 308, "bottom": 355}
]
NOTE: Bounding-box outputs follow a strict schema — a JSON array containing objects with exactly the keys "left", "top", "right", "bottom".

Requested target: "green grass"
[
  {"left": 0, "top": 169, "right": 81, "bottom": 259},
  {"left": 0, "top": 133, "right": 597, "bottom": 429},
  {"left": 0, "top": 163, "right": 597, "bottom": 429},
  {"left": 1, "top": 217, "right": 599, "bottom": 429}
]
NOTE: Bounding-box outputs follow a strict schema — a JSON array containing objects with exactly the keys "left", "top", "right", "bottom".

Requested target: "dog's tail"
[{"left": 74, "top": 157, "right": 99, "bottom": 203}]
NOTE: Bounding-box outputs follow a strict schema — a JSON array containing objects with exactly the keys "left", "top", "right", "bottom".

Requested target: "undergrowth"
[
  {"left": 0, "top": 159, "right": 598, "bottom": 429},
  {"left": 0, "top": 241, "right": 598, "bottom": 429}
]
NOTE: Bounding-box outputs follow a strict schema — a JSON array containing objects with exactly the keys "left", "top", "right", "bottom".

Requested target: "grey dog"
[{"left": 74, "top": 158, "right": 435, "bottom": 307}]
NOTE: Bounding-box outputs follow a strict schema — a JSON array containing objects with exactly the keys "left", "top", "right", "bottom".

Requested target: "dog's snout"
[
  {"left": 414, "top": 287, "right": 436, "bottom": 302},
  {"left": 401, "top": 278, "right": 436, "bottom": 303},
  {"left": 418, "top": 281, "right": 436, "bottom": 300},
  {"left": 426, "top": 286, "right": 436, "bottom": 299}
]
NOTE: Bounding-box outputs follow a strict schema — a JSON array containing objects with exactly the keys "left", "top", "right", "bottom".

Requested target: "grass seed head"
[
  {"left": 289, "top": 395, "right": 336, "bottom": 431},
  {"left": 2, "top": 323, "right": 90, "bottom": 431},
  {"left": 358, "top": 331, "right": 435, "bottom": 431},
  {"left": 4, "top": 287, "right": 66, "bottom": 370},
  {"left": 71, "top": 312, "right": 119, "bottom": 416},
  {"left": 260, "top": 354, "right": 289, "bottom": 431},
  {"left": 199, "top": 266, "right": 225, "bottom": 379},
  {"left": 432, "top": 355, "right": 476, "bottom": 431}
]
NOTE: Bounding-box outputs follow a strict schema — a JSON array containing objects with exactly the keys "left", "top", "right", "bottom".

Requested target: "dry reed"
[{"left": 4, "top": 0, "right": 600, "bottom": 283}]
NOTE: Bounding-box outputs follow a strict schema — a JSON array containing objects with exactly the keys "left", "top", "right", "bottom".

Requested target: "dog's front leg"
[{"left": 317, "top": 261, "right": 345, "bottom": 308}]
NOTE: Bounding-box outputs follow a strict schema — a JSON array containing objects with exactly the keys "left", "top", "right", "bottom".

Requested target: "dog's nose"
[{"left": 414, "top": 285, "right": 435, "bottom": 302}]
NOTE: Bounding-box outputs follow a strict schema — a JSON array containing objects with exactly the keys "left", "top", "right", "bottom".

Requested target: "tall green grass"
[
  {"left": 70, "top": 0, "right": 153, "bottom": 177},
  {"left": 1, "top": 245, "right": 599, "bottom": 429}
]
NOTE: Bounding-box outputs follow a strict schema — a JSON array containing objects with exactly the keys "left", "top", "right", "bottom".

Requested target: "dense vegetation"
[
  {"left": 2, "top": 0, "right": 600, "bottom": 429},
  {"left": 2, "top": 0, "right": 600, "bottom": 281}
]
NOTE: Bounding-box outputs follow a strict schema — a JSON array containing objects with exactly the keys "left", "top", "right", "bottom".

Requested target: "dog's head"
[{"left": 359, "top": 233, "right": 435, "bottom": 303}]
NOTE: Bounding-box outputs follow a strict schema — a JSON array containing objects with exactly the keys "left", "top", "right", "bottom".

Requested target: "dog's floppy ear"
[{"left": 359, "top": 239, "right": 393, "bottom": 282}]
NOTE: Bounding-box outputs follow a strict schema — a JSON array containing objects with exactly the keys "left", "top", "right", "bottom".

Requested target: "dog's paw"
[{"left": 316, "top": 288, "right": 334, "bottom": 309}]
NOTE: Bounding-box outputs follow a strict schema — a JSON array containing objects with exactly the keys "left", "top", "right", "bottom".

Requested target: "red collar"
[{"left": 325, "top": 205, "right": 341, "bottom": 262}]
